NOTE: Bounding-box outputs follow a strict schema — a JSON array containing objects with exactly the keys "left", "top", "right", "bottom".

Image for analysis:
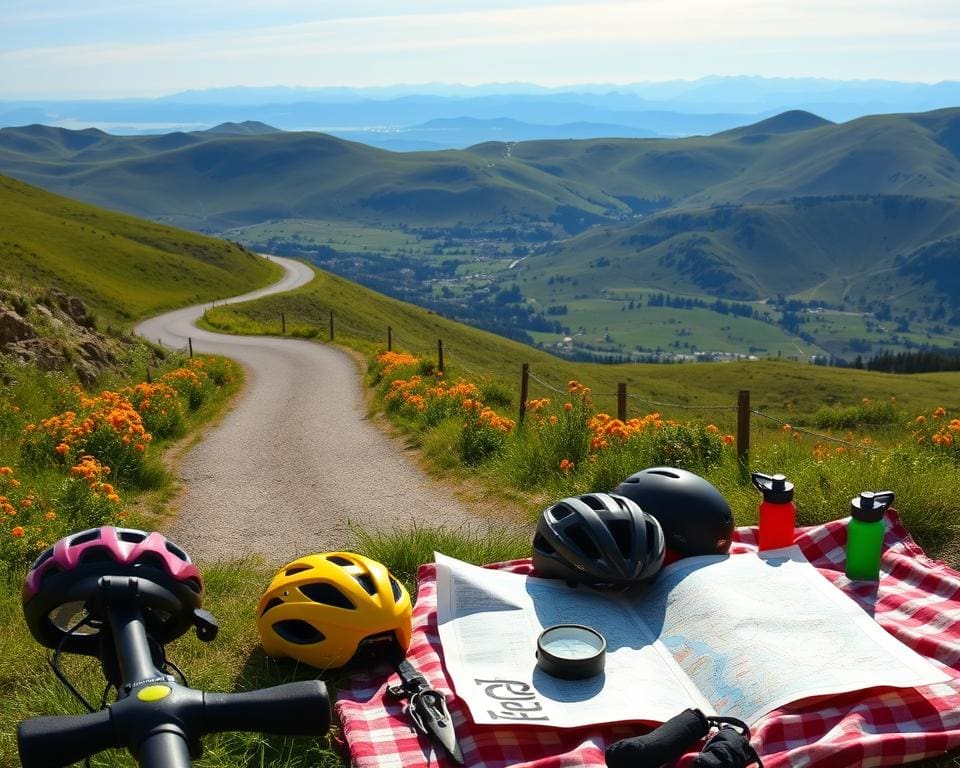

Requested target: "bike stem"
[{"left": 100, "top": 576, "right": 195, "bottom": 768}]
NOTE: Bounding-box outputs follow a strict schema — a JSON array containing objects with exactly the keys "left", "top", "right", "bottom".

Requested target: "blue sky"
[{"left": 2, "top": 0, "right": 959, "bottom": 98}]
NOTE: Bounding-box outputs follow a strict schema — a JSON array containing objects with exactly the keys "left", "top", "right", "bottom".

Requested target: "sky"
[{"left": 1, "top": 0, "right": 959, "bottom": 99}]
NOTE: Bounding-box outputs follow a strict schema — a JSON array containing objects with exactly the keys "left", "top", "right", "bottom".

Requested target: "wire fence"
[{"left": 193, "top": 309, "right": 897, "bottom": 463}]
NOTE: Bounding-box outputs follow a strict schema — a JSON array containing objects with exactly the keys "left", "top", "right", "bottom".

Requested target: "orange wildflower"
[
  {"left": 559, "top": 458, "right": 574, "bottom": 474},
  {"left": 11, "top": 526, "right": 24, "bottom": 538}
]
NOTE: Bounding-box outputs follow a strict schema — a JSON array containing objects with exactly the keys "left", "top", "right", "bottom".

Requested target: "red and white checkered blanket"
[{"left": 337, "top": 512, "right": 960, "bottom": 767}]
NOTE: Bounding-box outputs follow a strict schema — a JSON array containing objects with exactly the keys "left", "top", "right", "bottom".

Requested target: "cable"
[
  {"left": 50, "top": 614, "right": 98, "bottom": 713},
  {"left": 626, "top": 393, "right": 738, "bottom": 412},
  {"left": 750, "top": 409, "right": 886, "bottom": 453},
  {"left": 163, "top": 658, "right": 190, "bottom": 688},
  {"left": 526, "top": 369, "right": 567, "bottom": 395}
]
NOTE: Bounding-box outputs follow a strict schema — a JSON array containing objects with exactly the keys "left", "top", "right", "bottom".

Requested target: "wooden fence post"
[
  {"left": 618, "top": 382, "right": 627, "bottom": 421},
  {"left": 281, "top": 312, "right": 286, "bottom": 334},
  {"left": 437, "top": 339, "right": 444, "bottom": 374},
  {"left": 737, "top": 389, "right": 751, "bottom": 466},
  {"left": 519, "top": 363, "right": 530, "bottom": 425},
  {"left": 188, "top": 338, "right": 193, "bottom": 358},
  {"left": 146, "top": 367, "right": 152, "bottom": 384},
  {"left": 329, "top": 311, "right": 334, "bottom": 341},
  {"left": 388, "top": 326, "right": 392, "bottom": 351}
]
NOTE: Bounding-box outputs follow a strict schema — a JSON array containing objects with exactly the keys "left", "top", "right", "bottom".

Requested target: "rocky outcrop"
[
  {"left": 0, "top": 309, "right": 35, "bottom": 345},
  {"left": 0, "top": 287, "right": 122, "bottom": 386}
]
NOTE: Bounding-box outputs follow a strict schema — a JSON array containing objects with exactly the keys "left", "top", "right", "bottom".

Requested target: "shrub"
[
  {"left": 479, "top": 379, "right": 514, "bottom": 409},
  {"left": 20, "top": 390, "right": 152, "bottom": 483},
  {"left": 123, "top": 382, "right": 186, "bottom": 438},
  {"left": 909, "top": 406, "right": 960, "bottom": 464},
  {"left": 192, "top": 355, "right": 236, "bottom": 388},
  {"left": 369, "top": 350, "right": 420, "bottom": 385},
  {"left": 458, "top": 403, "right": 515, "bottom": 465},
  {"left": 0, "top": 460, "right": 124, "bottom": 571},
  {"left": 813, "top": 398, "right": 899, "bottom": 430},
  {"left": 159, "top": 367, "right": 206, "bottom": 410}
]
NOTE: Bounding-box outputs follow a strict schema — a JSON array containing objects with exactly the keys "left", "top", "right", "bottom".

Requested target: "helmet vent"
[
  {"left": 79, "top": 546, "right": 113, "bottom": 564},
  {"left": 184, "top": 577, "right": 202, "bottom": 595},
  {"left": 565, "top": 524, "right": 601, "bottom": 559},
  {"left": 582, "top": 495, "right": 604, "bottom": 511},
  {"left": 532, "top": 532, "right": 554, "bottom": 554},
  {"left": 389, "top": 576, "right": 403, "bottom": 602},
  {"left": 70, "top": 529, "right": 101, "bottom": 547},
  {"left": 353, "top": 573, "right": 377, "bottom": 596},
  {"left": 118, "top": 530, "right": 146, "bottom": 544},
  {"left": 326, "top": 555, "right": 354, "bottom": 566},
  {"left": 273, "top": 619, "right": 325, "bottom": 645},
  {"left": 648, "top": 469, "right": 680, "bottom": 479},
  {"left": 260, "top": 597, "right": 284, "bottom": 616},
  {"left": 284, "top": 565, "right": 310, "bottom": 577},
  {"left": 552, "top": 505, "right": 573, "bottom": 520},
  {"left": 164, "top": 540, "right": 189, "bottom": 561},
  {"left": 135, "top": 551, "right": 167, "bottom": 570},
  {"left": 33, "top": 547, "right": 54, "bottom": 568},
  {"left": 300, "top": 582, "right": 355, "bottom": 609},
  {"left": 607, "top": 520, "right": 633, "bottom": 558},
  {"left": 39, "top": 564, "right": 62, "bottom": 583}
]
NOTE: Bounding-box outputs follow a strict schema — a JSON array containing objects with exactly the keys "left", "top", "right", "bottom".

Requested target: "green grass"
[
  {"left": 0, "top": 174, "right": 282, "bottom": 327},
  {"left": 528, "top": 302, "right": 824, "bottom": 359}
]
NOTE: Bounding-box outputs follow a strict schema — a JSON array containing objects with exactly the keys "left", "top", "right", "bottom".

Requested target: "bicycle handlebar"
[
  {"left": 18, "top": 679, "right": 332, "bottom": 768},
  {"left": 18, "top": 576, "right": 331, "bottom": 768}
]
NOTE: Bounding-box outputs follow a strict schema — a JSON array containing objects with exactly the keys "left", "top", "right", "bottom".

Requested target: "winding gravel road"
[{"left": 135, "top": 256, "right": 508, "bottom": 565}]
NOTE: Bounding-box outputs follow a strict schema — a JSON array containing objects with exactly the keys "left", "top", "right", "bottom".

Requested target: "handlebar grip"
[
  {"left": 605, "top": 708, "right": 709, "bottom": 768},
  {"left": 18, "top": 708, "right": 117, "bottom": 768},
  {"left": 204, "top": 680, "right": 331, "bottom": 737}
]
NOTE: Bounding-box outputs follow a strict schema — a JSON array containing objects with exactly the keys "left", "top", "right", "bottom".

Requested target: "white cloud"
[{"left": 2, "top": 0, "right": 959, "bottom": 95}]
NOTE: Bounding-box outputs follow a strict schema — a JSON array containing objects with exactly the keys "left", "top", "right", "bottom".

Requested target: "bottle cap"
[
  {"left": 751, "top": 472, "right": 794, "bottom": 503},
  {"left": 850, "top": 491, "right": 895, "bottom": 523}
]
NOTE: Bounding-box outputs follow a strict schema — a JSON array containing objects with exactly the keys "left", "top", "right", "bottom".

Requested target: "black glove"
[{"left": 605, "top": 709, "right": 762, "bottom": 768}]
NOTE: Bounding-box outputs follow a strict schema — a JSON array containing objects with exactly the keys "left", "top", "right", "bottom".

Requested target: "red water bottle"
[{"left": 751, "top": 472, "right": 796, "bottom": 550}]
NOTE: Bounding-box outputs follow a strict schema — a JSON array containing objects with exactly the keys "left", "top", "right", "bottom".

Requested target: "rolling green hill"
[
  {"left": 0, "top": 174, "right": 281, "bottom": 326},
  {"left": 2, "top": 109, "right": 960, "bottom": 359},
  {"left": 2, "top": 109, "right": 959, "bottom": 234},
  {"left": 525, "top": 195, "right": 960, "bottom": 301}
]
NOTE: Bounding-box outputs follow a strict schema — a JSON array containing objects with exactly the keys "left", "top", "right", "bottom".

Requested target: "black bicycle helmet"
[
  {"left": 532, "top": 492, "right": 665, "bottom": 587},
  {"left": 614, "top": 467, "right": 733, "bottom": 557}
]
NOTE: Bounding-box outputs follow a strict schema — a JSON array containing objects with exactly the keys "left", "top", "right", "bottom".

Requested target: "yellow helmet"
[{"left": 257, "top": 552, "right": 412, "bottom": 670}]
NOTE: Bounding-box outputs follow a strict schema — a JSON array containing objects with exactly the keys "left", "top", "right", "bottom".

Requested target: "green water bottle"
[{"left": 845, "top": 490, "right": 895, "bottom": 581}]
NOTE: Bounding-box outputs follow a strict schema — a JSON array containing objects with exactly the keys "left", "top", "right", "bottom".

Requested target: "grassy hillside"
[{"left": 0, "top": 174, "right": 281, "bottom": 326}]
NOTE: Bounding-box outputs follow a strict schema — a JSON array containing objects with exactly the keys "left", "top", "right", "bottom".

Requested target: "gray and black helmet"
[{"left": 532, "top": 492, "right": 665, "bottom": 587}]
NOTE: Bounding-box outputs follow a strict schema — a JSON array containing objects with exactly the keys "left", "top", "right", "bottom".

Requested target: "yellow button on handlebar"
[{"left": 137, "top": 685, "right": 172, "bottom": 702}]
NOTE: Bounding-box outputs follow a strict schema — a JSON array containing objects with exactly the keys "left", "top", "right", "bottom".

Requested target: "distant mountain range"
[{"left": 2, "top": 76, "right": 959, "bottom": 150}]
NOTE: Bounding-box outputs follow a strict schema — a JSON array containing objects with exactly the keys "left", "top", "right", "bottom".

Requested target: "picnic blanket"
[{"left": 336, "top": 512, "right": 960, "bottom": 767}]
